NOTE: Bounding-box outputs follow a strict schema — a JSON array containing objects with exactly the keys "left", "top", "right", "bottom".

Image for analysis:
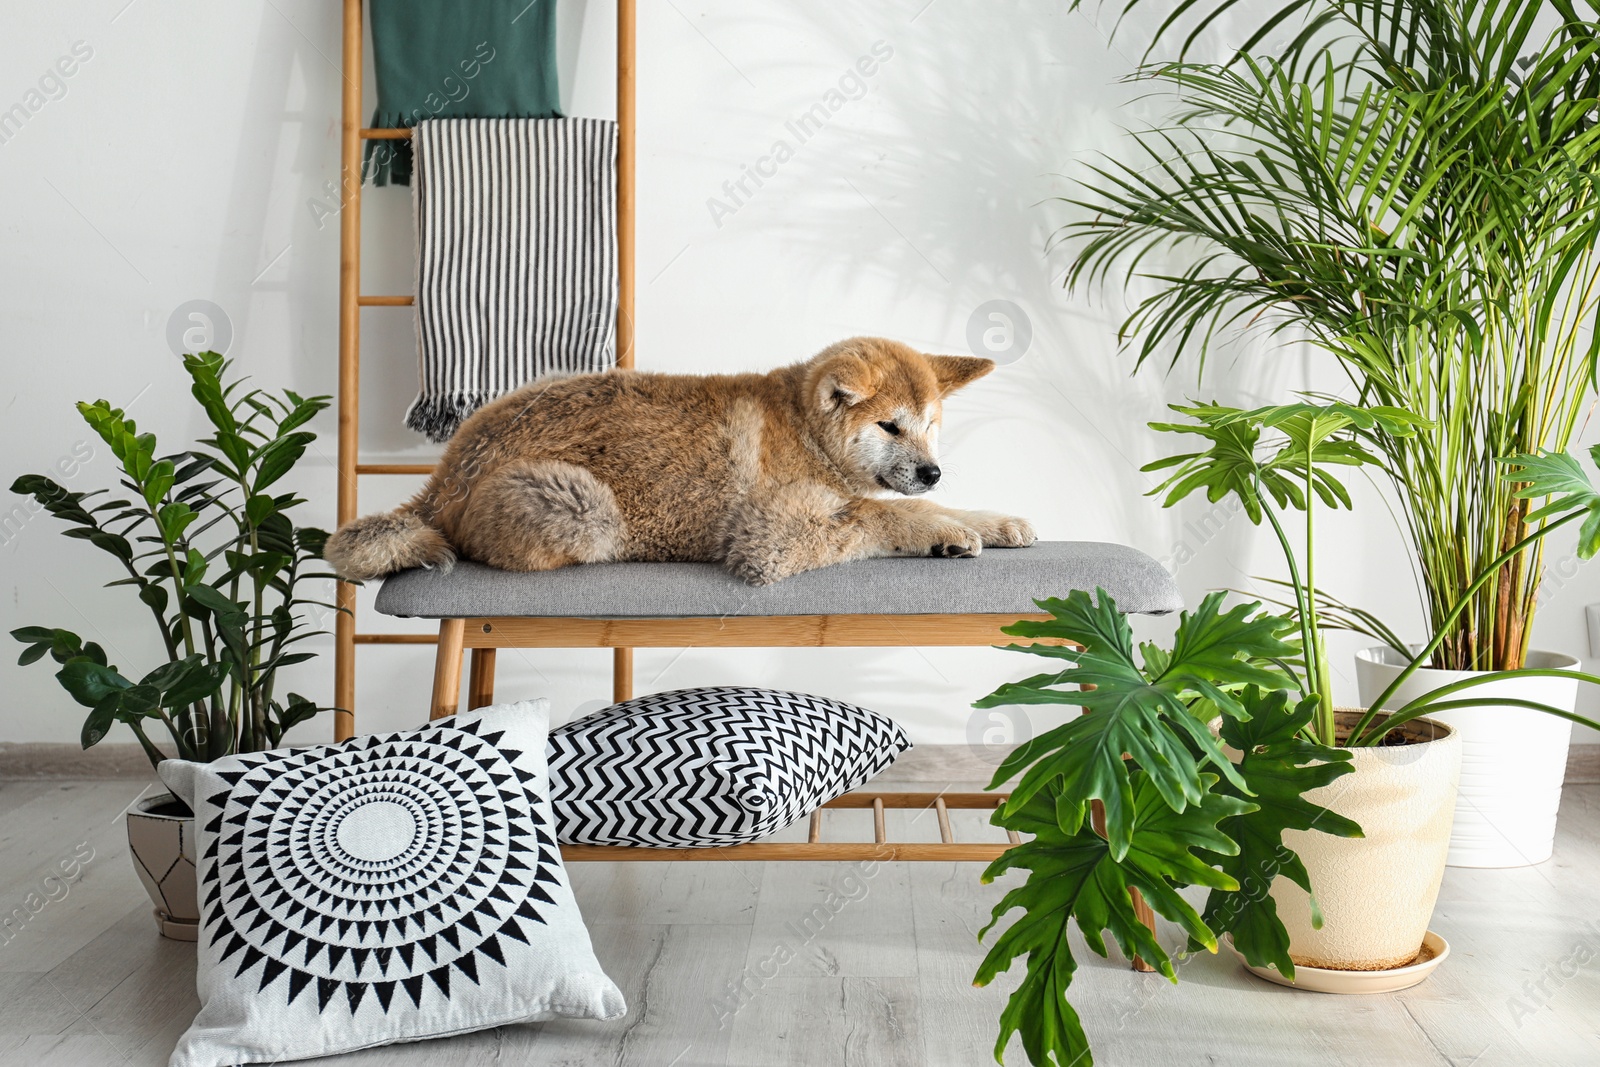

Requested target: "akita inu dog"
[{"left": 325, "top": 337, "right": 1036, "bottom": 585}]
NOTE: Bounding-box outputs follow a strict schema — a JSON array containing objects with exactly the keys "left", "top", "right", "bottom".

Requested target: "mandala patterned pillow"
[
  {"left": 548, "top": 686, "right": 911, "bottom": 847},
  {"left": 158, "top": 699, "right": 624, "bottom": 1067}
]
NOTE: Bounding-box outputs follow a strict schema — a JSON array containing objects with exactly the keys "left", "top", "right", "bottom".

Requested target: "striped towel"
[{"left": 407, "top": 118, "right": 619, "bottom": 442}]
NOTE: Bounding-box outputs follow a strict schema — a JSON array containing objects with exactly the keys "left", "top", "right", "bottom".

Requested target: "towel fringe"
[{"left": 403, "top": 393, "right": 500, "bottom": 443}]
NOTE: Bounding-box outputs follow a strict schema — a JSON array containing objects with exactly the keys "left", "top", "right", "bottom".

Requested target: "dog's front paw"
[
  {"left": 964, "top": 512, "right": 1036, "bottom": 549},
  {"left": 924, "top": 521, "right": 983, "bottom": 559}
]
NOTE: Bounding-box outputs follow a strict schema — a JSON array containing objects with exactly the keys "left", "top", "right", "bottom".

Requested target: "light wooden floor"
[{"left": 2, "top": 777, "right": 1599, "bottom": 1067}]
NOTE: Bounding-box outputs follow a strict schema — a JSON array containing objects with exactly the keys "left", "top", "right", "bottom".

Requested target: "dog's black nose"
[{"left": 916, "top": 464, "right": 941, "bottom": 487}]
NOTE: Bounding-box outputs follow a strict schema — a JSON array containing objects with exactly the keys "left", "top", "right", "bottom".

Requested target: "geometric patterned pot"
[{"left": 126, "top": 792, "right": 199, "bottom": 940}]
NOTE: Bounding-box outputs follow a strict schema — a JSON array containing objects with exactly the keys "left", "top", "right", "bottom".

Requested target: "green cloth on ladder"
[{"left": 366, "top": 0, "right": 562, "bottom": 186}]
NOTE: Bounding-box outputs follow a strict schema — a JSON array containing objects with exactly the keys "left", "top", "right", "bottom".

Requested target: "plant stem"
[
  {"left": 157, "top": 503, "right": 206, "bottom": 756},
  {"left": 1260, "top": 492, "right": 1320, "bottom": 736},
  {"left": 1351, "top": 509, "right": 1586, "bottom": 742},
  {"left": 1302, "top": 437, "right": 1333, "bottom": 745},
  {"left": 126, "top": 720, "right": 169, "bottom": 773},
  {"left": 1350, "top": 669, "right": 1600, "bottom": 745}
]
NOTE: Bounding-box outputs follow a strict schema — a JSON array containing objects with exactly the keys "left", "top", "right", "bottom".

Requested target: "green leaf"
[
  {"left": 296, "top": 527, "right": 331, "bottom": 558},
  {"left": 1161, "top": 594, "right": 1298, "bottom": 699},
  {"left": 157, "top": 502, "right": 197, "bottom": 543},
  {"left": 81, "top": 694, "right": 121, "bottom": 749},
  {"left": 252, "top": 431, "right": 316, "bottom": 492},
  {"left": 1144, "top": 403, "right": 1269, "bottom": 523},
  {"left": 186, "top": 583, "right": 243, "bottom": 618},
  {"left": 10, "top": 476, "right": 99, "bottom": 529},
  {"left": 273, "top": 693, "right": 324, "bottom": 734},
  {"left": 75, "top": 400, "right": 139, "bottom": 463},
  {"left": 1149, "top": 401, "right": 1420, "bottom": 525},
  {"left": 181, "top": 548, "right": 207, "bottom": 588},
  {"left": 981, "top": 590, "right": 1289, "bottom": 858},
  {"left": 13, "top": 625, "right": 81, "bottom": 668},
  {"left": 142, "top": 459, "right": 175, "bottom": 509},
  {"left": 20, "top": 627, "right": 84, "bottom": 665},
  {"left": 87, "top": 530, "right": 134, "bottom": 562},
  {"left": 244, "top": 493, "right": 277, "bottom": 528},
  {"left": 1199, "top": 687, "right": 1362, "bottom": 980},
  {"left": 117, "top": 683, "right": 161, "bottom": 717},
  {"left": 139, "top": 655, "right": 227, "bottom": 708},
  {"left": 1499, "top": 450, "right": 1600, "bottom": 556},
  {"left": 211, "top": 430, "right": 252, "bottom": 476},
  {"left": 976, "top": 773, "right": 1255, "bottom": 1067},
  {"left": 183, "top": 351, "right": 237, "bottom": 435},
  {"left": 56, "top": 658, "right": 133, "bottom": 709}
]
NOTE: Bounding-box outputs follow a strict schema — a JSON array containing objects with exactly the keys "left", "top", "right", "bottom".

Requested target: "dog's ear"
[
  {"left": 927, "top": 355, "right": 994, "bottom": 396},
  {"left": 816, "top": 354, "right": 878, "bottom": 408}
]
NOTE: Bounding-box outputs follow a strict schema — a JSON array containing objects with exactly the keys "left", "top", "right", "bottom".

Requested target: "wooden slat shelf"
[{"left": 560, "top": 791, "right": 1019, "bottom": 863}]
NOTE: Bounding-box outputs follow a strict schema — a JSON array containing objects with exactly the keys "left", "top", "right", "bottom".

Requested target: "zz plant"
[{"left": 10, "top": 352, "right": 337, "bottom": 770}]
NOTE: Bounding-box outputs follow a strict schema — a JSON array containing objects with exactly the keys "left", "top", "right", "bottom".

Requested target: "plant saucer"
[{"left": 1226, "top": 931, "right": 1449, "bottom": 994}]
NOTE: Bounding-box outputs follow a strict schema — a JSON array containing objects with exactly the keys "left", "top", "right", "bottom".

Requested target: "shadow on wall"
[
  {"left": 200, "top": 0, "right": 1296, "bottom": 607},
  {"left": 701, "top": 0, "right": 1293, "bottom": 594},
  {"left": 199, "top": 0, "right": 350, "bottom": 453}
]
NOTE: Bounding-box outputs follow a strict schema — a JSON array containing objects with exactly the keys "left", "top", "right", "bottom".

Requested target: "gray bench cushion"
[{"left": 373, "top": 541, "right": 1182, "bottom": 619}]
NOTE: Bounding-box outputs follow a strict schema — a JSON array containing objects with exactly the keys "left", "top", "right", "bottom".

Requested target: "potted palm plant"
[
  {"left": 1059, "top": 0, "right": 1600, "bottom": 865},
  {"left": 10, "top": 352, "right": 338, "bottom": 938},
  {"left": 976, "top": 403, "right": 1600, "bottom": 1065}
]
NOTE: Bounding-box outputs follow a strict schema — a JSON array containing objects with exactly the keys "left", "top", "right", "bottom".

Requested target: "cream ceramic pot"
[
  {"left": 1356, "top": 647, "right": 1578, "bottom": 867},
  {"left": 1269, "top": 711, "right": 1460, "bottom": 972}
]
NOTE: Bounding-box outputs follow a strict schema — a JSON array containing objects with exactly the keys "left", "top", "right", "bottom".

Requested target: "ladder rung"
[
  {"left": 355, "top": 464, "right": 436, "bottom": 475},
  {"left": 823, "top": 792, "right": 1003, "bottom": 810},
  {"left": 361, "top": 127, "right": 410, "bottom": 140},
  {"left": 357, "top": 295, "right": 415, "bottom": 306}
]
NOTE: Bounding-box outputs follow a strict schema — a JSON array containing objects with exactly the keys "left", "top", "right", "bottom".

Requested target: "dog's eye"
[{"left": 877, "top": 421, "right": 901, "bottom": 436}]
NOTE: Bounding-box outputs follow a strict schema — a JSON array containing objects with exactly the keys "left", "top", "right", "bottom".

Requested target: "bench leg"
[
  {"left": 430, "top": 619, "right": 466, "bottom": 720},
  {"left": 468, "top": 648, "right": 497, "bottom": 710},
  {"left": 613, "top": 647, "right": 632, "bottom": 702}
]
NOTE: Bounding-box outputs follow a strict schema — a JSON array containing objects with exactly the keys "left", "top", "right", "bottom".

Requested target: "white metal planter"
[{"left": 1356, "top": 647, "right": 1579, "bottom": 868}]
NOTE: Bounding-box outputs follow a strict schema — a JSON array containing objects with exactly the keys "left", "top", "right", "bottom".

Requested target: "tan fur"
[{"left": 324, "top": 337, "right": 1036, "bottom": 585}]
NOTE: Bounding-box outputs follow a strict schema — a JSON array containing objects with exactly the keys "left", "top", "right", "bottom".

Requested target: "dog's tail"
[{"left": 323, "top": 506, "right": 455, "bottom": 582}]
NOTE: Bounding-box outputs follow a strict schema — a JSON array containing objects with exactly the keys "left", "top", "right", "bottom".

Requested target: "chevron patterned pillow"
[
  {"left": 548, "top": 686, "right": 911, "bottom": 847},
  {"left": 157, "top": 700, "right": 624, "bottom": 1067}
]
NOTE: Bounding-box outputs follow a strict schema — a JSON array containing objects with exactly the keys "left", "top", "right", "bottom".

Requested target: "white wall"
[{"left": 4, "top": 0, "right": 1597, "bottom": 754}]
